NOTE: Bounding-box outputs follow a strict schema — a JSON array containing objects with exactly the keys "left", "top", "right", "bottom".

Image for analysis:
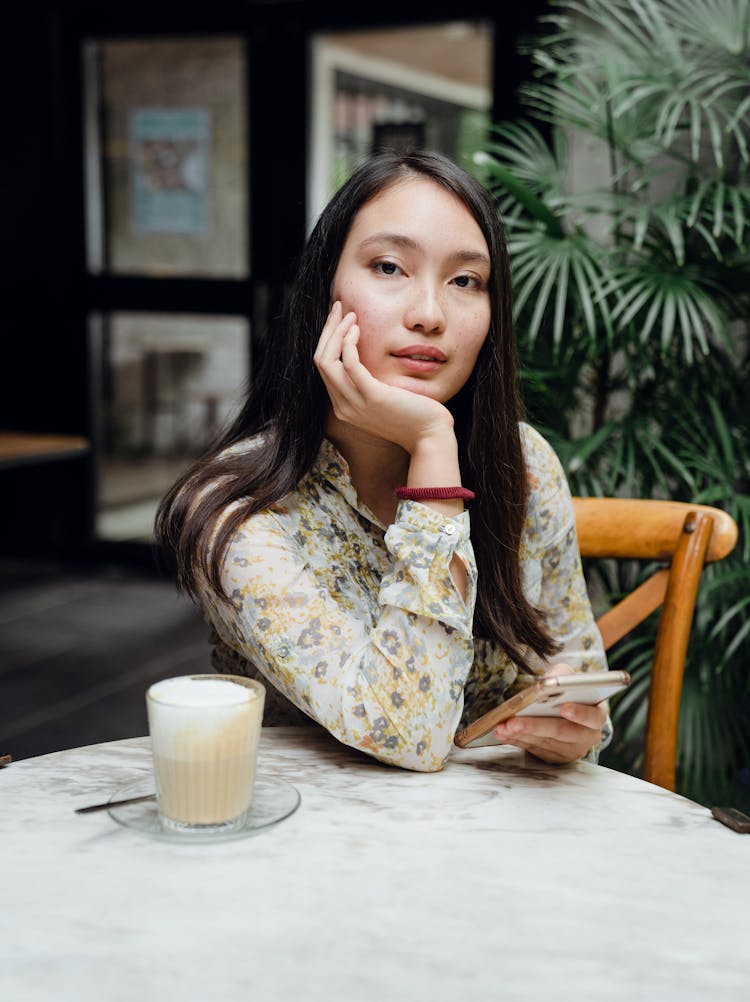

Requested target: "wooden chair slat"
[{"left": 595, "top": 570, "right": 669, "bottom": 650}]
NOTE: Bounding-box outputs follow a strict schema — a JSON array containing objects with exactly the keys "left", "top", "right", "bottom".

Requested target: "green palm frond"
[
  {"left": 519, "top": 73, "right": 609, "bottom": 137},
  {"left": 479, "top": 160, "right": 564, "bottom": 237},
  {"left": 612, "top": 62, "right": 750, "bottom": 168},
  {"left": 677, "top": 636, "right": 750, "bottom": 804},
  {"left": 530, "top": 0, "right": 750, "bottom": 169},
  {"left": 558, "top": 414, "right": 699, "bottom": 499},
  {"left": 683, "top": 179, "right": 750, "bottom": 246},
  {"left": 659, "top": 0, "right": 750, "bottom": 54},
  {"left": 619, "top": 175, "right": 750, "bottom": 264},
  {"left": 482, "top": 122, "right": 566, "bottom": 195},
  {"left": 510, "top": 227, "right": 615, "bottom": 349},
  {"left": 601, "top": 263, "right": 725, "bottom": 361},
  {"left": 670, "top": 395, "right": 740, "bottom": 488}
]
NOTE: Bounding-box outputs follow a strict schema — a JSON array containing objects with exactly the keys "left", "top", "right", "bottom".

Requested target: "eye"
[
  {"left": 372, "top": 259, "right": 402, "bottom": 277},
  {"left": 452, "top": 274, "right": 483, "bottom": 290}
]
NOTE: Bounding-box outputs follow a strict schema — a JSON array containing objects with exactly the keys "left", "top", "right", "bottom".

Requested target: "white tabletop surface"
[{"left": 1, "top": 727, "right": 747, "bottom": 1001}]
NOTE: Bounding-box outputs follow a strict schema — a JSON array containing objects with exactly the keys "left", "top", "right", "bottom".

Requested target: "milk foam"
[
  {"left": 149, "top": 676, "right": 254, "bottom": 707},
  {"left": 147, "top": 677, "right": 259, "bottom": 754}
]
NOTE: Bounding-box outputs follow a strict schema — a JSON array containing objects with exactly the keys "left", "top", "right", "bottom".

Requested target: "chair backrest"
[{"left": 572, "top": 498, "right": 738, "bottom": 791}]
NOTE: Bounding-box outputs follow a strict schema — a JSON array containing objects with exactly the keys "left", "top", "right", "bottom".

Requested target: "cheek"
[
  {"left": 351, "top": 324, "right": 381, "bottom": 373},
  {"left": 460, "top": 312, "right": 491, "bottom": 369},
  {"left": 338, "top": 296, "right": 391, "bottom": 367},
  {"left": 335, "top": 283, "right": 382, "bottom": 326}
]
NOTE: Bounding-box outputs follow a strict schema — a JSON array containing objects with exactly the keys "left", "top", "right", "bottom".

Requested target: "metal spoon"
[{"left": 75, "top": 793, "right": 155, "bottom": 814}]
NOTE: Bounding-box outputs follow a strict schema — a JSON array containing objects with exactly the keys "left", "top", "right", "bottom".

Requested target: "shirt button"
[
  {"left": 443, "top": 524, "right": 457, "bottom": 536},
  {"left": 278, "top": 644, "right": 291, "bottom": 659}
]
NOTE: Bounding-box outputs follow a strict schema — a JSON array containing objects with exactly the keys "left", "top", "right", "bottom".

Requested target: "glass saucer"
[{"left": 107, "top": 774, "right": 300, "bottom": 842}]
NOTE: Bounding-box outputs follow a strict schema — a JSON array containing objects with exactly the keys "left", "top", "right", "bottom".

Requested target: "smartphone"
[
  {"left": 453, "top": 670, "right": 631, "bottom": 749},
  {"left": 711, "top": 806, "right": 750, "bottom": 834}
]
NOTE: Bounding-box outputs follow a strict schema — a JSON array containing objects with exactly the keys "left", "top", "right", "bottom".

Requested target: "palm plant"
[{"left": 472, "top": 0, "right": 750, "bottom": 806}]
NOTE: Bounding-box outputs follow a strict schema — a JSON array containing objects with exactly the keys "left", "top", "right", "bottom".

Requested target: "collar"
[{"left": 312, "top": 438, "right": 386, "bottom": 529}]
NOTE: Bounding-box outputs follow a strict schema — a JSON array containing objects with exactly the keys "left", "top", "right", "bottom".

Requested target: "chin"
[{"left": 393, "top": 378, "right": 446, "bottom": 401}]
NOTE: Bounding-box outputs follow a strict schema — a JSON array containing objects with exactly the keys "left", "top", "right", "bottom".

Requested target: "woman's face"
[{"left": 331, "top": 176, "right": 492, "bottom": 404}]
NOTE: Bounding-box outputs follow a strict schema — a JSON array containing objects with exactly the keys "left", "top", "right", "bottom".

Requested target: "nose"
[{"left": 404, "top": 281, "right": 446, "bottom": 335}]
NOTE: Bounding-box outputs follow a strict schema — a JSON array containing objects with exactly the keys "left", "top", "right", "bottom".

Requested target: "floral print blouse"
[{"left": 198, "top": 423, "right": 608, "bottom": 772}]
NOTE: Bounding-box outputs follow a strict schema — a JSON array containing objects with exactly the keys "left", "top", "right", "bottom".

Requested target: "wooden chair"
[{"left": 572, "top": 498, "right": 738, "bottom": 791}]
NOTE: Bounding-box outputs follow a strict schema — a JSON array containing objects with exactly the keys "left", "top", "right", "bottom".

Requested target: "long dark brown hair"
[{"left": 155, "top": 150, "right": 558, "bottom": 667}]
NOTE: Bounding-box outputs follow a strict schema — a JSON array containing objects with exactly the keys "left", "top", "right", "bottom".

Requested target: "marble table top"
[{"left": 1, "top": 727, "right": 747, "bottom": 1001}]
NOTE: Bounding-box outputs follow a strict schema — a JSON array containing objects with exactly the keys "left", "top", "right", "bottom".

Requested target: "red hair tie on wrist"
[{"left": 394, "top": 486, "right": 476, "bottom": 502}]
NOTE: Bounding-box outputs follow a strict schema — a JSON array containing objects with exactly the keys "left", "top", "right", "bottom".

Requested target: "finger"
[
  {"left": 494, "top": 725, "right": 596, "bottom": 764},
  {"left": 318, "top": 323, "right": 370, "bottom": 420},
  {"left": 340, "top": 326, "right": 406, "bottom": 410},
  {"left": 340, "top": 322, "right": 360, "bottom": 361},
  {"left": 321, "top": 309, "right": 357, "bottom": 361},
  {"left": 314, "top": 303, "right": 355, "bottom": 366},
  {"left": 497, "top": 714, "right": 600, "bottom": 744},
  {"left": 317, "top": 355, "right": 363, "bottom": 414},
  {"left": 492, "top": 721, "right": 578, "bottom": 760},
  {"left": 558, "top": 701, "right": 607, "bottom": 729},
  {"left": 316, "top": 317, "right": 359, "bottom": 387},
  {"left": 332, "top": 331, "right": 368, "bottom": 410},
  {"left": 530, "top": 714, "right": 594, "bottom": 738},
  {"left": 313, "top": 301, "right": 342, "bottom": 360},
  {"left": 340, "top": 326, "right": 378, "bottom": 389}
]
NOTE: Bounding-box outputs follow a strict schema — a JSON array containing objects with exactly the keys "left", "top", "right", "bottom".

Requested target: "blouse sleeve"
[
  {"left": 521, "top": 425, "right": 608, "bottom": 677},
  {"left": 198, "top": 500, "right": 478, "bottom": 772},
  {"left": 520, "top": 426, "right": 612, "bottom": 754}
]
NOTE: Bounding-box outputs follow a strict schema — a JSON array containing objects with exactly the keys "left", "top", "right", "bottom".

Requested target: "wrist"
[{"left": 407, "top": 431, "right": 460, "bottom": 482}]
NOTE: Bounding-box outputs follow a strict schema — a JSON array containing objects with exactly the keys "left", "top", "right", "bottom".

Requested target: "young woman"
[{"left": 156, "top": 150, "right": 609, "bottom": 772}]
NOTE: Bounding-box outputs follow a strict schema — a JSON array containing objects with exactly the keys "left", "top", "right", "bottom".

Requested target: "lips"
[{"left": 391, "top": 345, "right": 447, "bottom": 362}]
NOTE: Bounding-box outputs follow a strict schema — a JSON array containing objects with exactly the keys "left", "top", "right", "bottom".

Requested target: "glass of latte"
[{"left": 146, "top": 674, "right": 266, "bottom": 833}]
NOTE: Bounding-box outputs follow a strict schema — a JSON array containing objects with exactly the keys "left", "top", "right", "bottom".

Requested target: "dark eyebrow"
[
  {"left": 359, "top": 232, "right": 490, "bottom": 269},
  {"left": 451, "top": 249, "right": 492, "bottom": 269},
  {"left": 359, "top": 232, "right": 420, "bottom": 252}
]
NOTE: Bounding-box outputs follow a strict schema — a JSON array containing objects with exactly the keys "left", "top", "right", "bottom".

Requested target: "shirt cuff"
[{"left": 390, "top": 498, "right": 471, "bottom": 539}]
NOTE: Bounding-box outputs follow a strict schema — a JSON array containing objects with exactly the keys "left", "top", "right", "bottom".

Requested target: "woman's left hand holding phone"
[{"left": 492, "top": 665, "right": 607, "bottom": 764}]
